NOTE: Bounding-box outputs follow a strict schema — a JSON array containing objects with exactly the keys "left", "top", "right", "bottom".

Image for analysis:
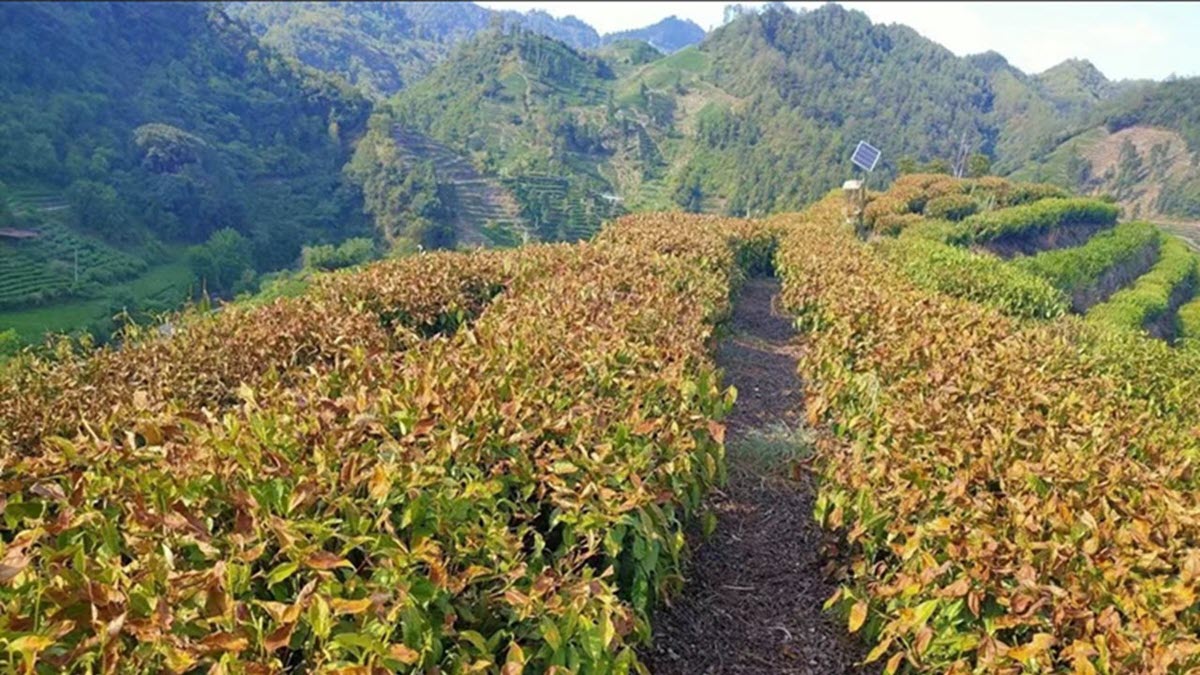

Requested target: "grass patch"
[{"left": 729, "top": 422, "right": 813, "bottom": 474}]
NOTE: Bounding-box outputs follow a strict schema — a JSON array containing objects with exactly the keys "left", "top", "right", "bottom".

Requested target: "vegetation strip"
[
  {"left": 778, "top": 191, "right": 1200, "bottom": 673},
  {"left": 878, "top": 237, "right": 1068, "bottom": 320},
  {"left": 0, "top": 251, "right": 520, "bottom": 458},
  {"left": 1085, "top": 236, "right": 1198, "bottom": 337},
  {"left": 0, "top": 213, "right": 777, "bottom": 672},
  {"left": 1013, "top": 221, "right": 1162, "bottom": 312}
]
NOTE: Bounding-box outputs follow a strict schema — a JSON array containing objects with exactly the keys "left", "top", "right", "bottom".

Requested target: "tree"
[
  {"left": 0, "top": 328, "right": 20, "bottom": 359},
  {"left": 0, "top": 182, "right": 14, "bottom": 228},
  {"left": 967, "top": 153, "right": 991, "bottom": 178},
  {"left": 1065, "top": 150, "right": 1092, "bottom": 188},
  {"left": 301, "top": 237, "right": 377, "bottom": 271},
  {"left": 66, "top": 180, "right": 127, "bottom": 242},
  {"left": 1115, "top": 138, "right": 1144, "bottom": 197},
  {"left": 186, "top": 228, "right": 254, "bottom": 296},
  {"left": 922, "top": 158, "right": 952, "bottom": 175},
  {"left": 133, "top": 123, "right": 208, "bottom": 173},
  {"left": 897, "top": 156, "right": 918, "bottom": 175}
]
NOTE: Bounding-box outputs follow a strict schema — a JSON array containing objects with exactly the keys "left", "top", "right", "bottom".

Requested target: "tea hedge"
[
  {"left": 0, "top": 250, "right": 526, "bottom": 458},
  {"left": 1013, "top": 221, "right": 1161, "bottom": 296},
  {"left": 878, "top": 237, "right": 1069, "bottom": 320},
  {"left": 863, "top": 174, "right": 1068, "bottom": 235},
  {"left": 777, "top": 192, "right": 1200, "bottom": 673},
  {"left": 1177, "top": 294, "right": 1200, "bottom": 345},
  {"left": 942, "top": 198, "right": 1119, "bottom": 247},
  {"left": 0, "top": 213, "right": 758, "bottom": 672},
  {"left": 1085, "top": 236, "right": 1197, "bottom": 333}
]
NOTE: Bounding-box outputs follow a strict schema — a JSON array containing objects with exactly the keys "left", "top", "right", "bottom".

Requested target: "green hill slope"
[
  {"left": 0, "top": 2, "right": 371, "bottom": 341},
  {"left": 0, "top": 4, "right": 371, "bottom": 257}
]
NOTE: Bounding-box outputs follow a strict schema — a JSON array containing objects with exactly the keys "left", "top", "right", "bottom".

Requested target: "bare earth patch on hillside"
[
  {"left": 642, "top": 278, "right": 870, "bottom": 674},
  {"left": 1082, "top": 125, "right": 1192, "bottom": 217}
]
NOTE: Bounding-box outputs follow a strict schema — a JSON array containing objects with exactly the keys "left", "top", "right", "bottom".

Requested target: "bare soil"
[
  {"left": 980, "top": 220, "right": 1113, "bottom": 258},
  {"left": 641, "top": 278, "right": 870, "bottom": 674}
]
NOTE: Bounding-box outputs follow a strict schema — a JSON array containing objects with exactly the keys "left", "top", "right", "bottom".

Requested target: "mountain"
[
  {"left": 1035, "top": 58, "right": 1116, "bottom": 114},
  {"left": 348, "top": 3, "right": 1043, "bottom": 240},
  {"left": 602, "top": 16, "right": 706, "bottom": 54},
  {"left": 661, "top": 4, "right": 1000, "bottom": 214},
  {"left": 357, "top": 3, "right": 1200, "bottom": 230},
  {"left": 225, "top": 2, "right": 605, "bottom": 99}
]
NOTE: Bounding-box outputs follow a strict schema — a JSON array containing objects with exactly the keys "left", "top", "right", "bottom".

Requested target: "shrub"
[
  {"left": 1014, "top": 221, "right": 1161, "bottom": 294},
  {"left": 938, "top": 197, "right": 1119, "bottom": 246},
  {"left": 879, "top": 236, "right": 1069, "bottom": 319},
  {"left": 776, "top": 190, "right": 1200, "bottom": 672},
  {"left": 1178, "top": 294, "right": 1200, "bottom": 344},
  {"left": 0, "top": 214, "right": 755, "bottom": 672},
  {"left": 1086, "top": 236, "right": 1197, "bottom": 331},
  {"left": 923, "top": 193, "right": 979, "bottom": 221}
]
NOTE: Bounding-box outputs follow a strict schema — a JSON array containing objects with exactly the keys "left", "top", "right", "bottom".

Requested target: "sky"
[{"left": 475, "top": 2, "right": 1200, "bottom": 81}]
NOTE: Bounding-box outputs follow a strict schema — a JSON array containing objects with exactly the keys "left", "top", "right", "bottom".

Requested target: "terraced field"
[
  {"left": 0, "top": 217, "right": 147, "bottom": 308},
  {"left": 392, "top": 127, "right": 623, "bottom": 245},
  {"left": 868, "top": 173, "right": 1200, "bottom": 343}
]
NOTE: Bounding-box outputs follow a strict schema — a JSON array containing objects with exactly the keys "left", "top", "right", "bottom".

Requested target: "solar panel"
[{"left": 851, "top": 141, "right": 881, "bottom": 172}]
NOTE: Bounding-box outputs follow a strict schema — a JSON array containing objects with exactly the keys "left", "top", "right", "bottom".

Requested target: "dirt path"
[{"left": 642, "top": 278, "right": 869, "bottom": 674}]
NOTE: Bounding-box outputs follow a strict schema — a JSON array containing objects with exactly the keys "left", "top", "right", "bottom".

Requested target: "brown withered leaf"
[
  {"left": 200, "top": 631, "right": 249, "bottom": 654},
  {"left": 304, "top": 551, "right": 352, "bottom": 571},
  {"left": 263, "top": 622, "right": 294, "bottom": 652}
]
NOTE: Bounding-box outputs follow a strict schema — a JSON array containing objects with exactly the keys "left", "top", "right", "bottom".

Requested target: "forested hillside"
[
  {"left": 359, "top": 3, "right": 1200, "bottom": 227},
  {"left": 1014, "top": 76, "right": 1200, "bottom": 220},
  {"left": 355, "top": 28, "right": 632, "bottom": 243},
  {"left": 352, "top": 3, "right": 1135, "bottom": 235},
  {"left": 225, "top": 2, "right": 706, "bottom": 99},
  {"left": 0, "top": 3, "right": 371, "bottom": 342},
  {"left": 225, "top": 2, "right": 603, "bottom": 99},
  {"left": 667, "top": 5, "right": 998, "bottom": 214}
]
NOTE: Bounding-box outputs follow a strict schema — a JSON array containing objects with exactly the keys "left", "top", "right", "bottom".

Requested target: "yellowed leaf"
[
  {"left": 848, "top": 601, "right": 868, "bottom": 633},
  {"left": 389, "top": 643, "right": 420, "bottom": 665}
]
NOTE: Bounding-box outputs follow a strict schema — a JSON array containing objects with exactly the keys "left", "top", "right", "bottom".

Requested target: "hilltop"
[
  {"left": 225, "top": 2, "right": 706, "bottom": 98},
  {"left": 601, "top": 15, "right": 706, "bottom": 54}
]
